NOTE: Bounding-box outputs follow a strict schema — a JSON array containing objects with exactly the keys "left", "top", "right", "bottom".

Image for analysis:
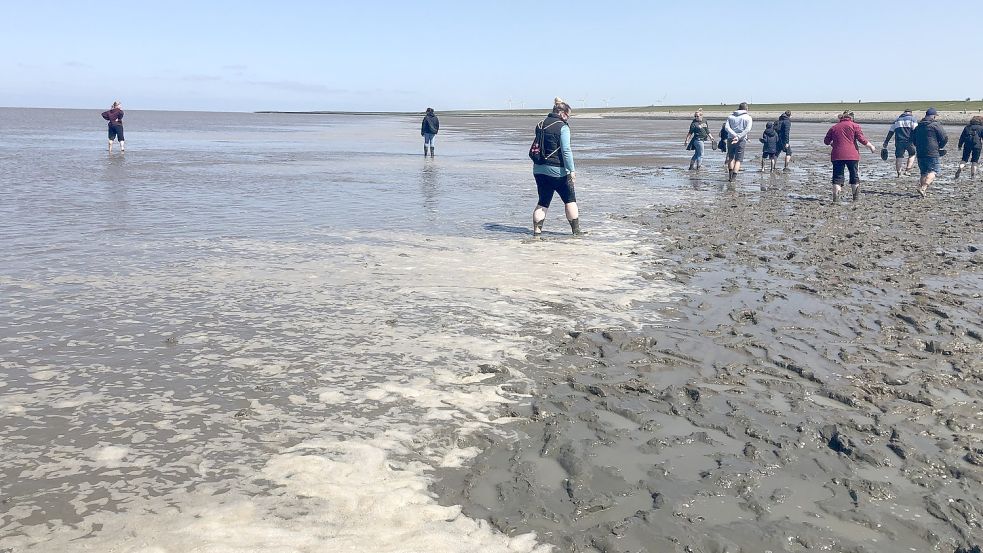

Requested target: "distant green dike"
[{"left": 257, "top": 100, "right": 983, "bottom": 116}]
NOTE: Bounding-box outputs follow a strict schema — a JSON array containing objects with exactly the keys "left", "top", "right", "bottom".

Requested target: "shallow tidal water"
[{"left": 0, "top": 109, "right": 710, "bottom": 552}]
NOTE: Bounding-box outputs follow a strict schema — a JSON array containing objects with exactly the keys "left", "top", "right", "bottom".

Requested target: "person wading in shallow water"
[
  {"left": 421, "top": 107, "right": 439, "bottom": 158},
  {"left": 823, "top": 111, "right": 876, "bottom": 202},
  {"left": 911, "top": 107, "right": 948, "bottom": 198},
  {"left": 684, "top": 110, "right": 713, "bottom": 170},
  {"left": 101, "top": 101, "right": 125, "bottom": 153},
  {"left": 531, "top": 97, "right": 580, "bottom": 236},
  {"left": 955, "top": 115, "right": 983, "bottom": 180},
  {"left": 724, "top": 102, "right": 753, "bottom": 183},
  {"left": 882, "top": 108, "right": 919, "bottom": 177}
]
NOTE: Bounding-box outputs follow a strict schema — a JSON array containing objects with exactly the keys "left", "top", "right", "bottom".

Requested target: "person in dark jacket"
[
  {"left": 421, "top": 108, "right": 439, "bottom": 158},
  {"left": 759, "top": 122, "right": 780, "bottom": 173},
  {"left": 775, "top": 110, "right": 792, "bottom": 170},
  {"left": 823, "top": 112, "right": 876, "bottom": 202},
  {"left": 955, "top": 116, "right": 983, "bottom": 180},
  {"left": 882, "top": 109, "right": 918, "bottom": 177},
  {"left": 683, "top": 110, "right": 714, "bottom": 170},
  {"left": 532, "top": 97, "right": 580, "bottom": 236},
  {"left": 910, "top": 107, "right": 948, "bottom": 197},
  {"left": 101, "top": 100, "right": 124, "bottom": 153}
]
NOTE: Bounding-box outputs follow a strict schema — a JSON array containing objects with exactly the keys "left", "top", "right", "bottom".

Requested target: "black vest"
[{"left": 538, "top": 113, "right": 568, "bottom": 167}]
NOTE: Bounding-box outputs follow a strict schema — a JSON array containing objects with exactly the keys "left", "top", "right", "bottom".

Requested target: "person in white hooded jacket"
[{"left": 724, "top": 102, "right": 753, "bottom": 182}]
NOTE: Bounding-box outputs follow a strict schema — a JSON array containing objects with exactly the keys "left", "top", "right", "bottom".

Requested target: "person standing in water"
[
  {"left": 911, "top": 107, "right": 948, "bottom": 197},
  {"left": 823, "top": 111, "right": 877, "bottom": 202},
  {"left": 101, "top": 101, "right": 124, "bottom": 153},
  {"left": 724, "top": 102, "right": 753, "bottom": 182},
  {"left": 759, "top": 121, "right": 780, "bottom": 173},
  {"left": 955, "top": 116, "right": 983, "bottom": 180},
  {"left": 421, "top": 108, "right": 439, "bottom": 158},
  {"left": 775, "top": 110, "right": 792, "bottom": 169},
  {"left": 531, "top": 97, "right": 580, "bottom": 236},
  {"left": 882, "top": 109, "right": 919, "bottom": 177},
  {"left": 684, "top": 110, "right": 713, "bottom": 170}
]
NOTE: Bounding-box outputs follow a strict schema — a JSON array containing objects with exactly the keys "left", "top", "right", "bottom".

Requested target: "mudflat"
[{"left": 436, "top": 124, "right": 983, "bottom": 552}]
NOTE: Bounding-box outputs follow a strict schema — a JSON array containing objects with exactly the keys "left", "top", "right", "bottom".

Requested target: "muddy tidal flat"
[{"left": 0, "top": 110, "right": 980, "bottom": 553}]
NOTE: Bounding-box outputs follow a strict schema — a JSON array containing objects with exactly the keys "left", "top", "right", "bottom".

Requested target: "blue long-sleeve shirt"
[{"left": 533, "top": 124, "right": 575, "bottom": 177}]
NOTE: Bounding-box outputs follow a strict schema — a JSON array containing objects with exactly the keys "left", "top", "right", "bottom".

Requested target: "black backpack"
[{"left": 529, "top": 118, "right": 564, "bottom": 164}]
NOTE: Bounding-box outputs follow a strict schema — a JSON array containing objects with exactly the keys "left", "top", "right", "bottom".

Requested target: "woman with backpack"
[
  {"left": 530, "top": 97, "right": 580, "bottom": 236},
  {"left": 955, "top": 116, "right": 983, "bottom": 180},
  {"left": 684, "top": 110, "right": 713, "bottom": 170}
]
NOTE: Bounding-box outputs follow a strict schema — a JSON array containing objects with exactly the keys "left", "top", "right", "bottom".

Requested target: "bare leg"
[
  {"left": 956, "top": 162, "right": 965, "bottom": 179},
  {"left": 972, "top": 162, "right": 978, "bottom": 178},
  {"left": 108, "top": 140, "right": 113, "bottom": 153},
  {"left": 119, "top": 140, "right": 125, "bottom": 153},
  {"left": 905, "top": 155, "right": 915, "bottom": 174},
  {"left": 532, "top": 205, "right": 547, "bottom": 235},
  {"left": 564, "top": 202, "right": 581, "bottom": 235},
  {"left": 895, "top": 158, "right": 904, "bottom": 177},
  {"left": 783, "top": 154, "right": 791, "bottom": 170},
  {"left": 564, "top": 202, "right": 579, "bottom": 221}
]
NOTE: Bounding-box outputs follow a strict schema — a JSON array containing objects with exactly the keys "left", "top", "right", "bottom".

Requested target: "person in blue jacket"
[{"left": 532, "top": 97, "right": 580, "bottom": 236}]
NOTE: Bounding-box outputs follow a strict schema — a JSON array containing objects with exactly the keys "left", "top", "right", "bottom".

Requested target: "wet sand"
[{"left": 436, "top": 131, "right": 983, "bottom": 550}]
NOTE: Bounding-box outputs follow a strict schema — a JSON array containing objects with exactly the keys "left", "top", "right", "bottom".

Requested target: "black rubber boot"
[
  {"left": 430, "top": 147, "right": 435, "bottom": 158},
  {"left": 424, "top": 146, "right": 428, "bottom": 156},
  {"left": 569, "top": 218, "right": 582, "bottom": 236},
  {"left": 688, "top": 161, "right": 695, "bottom": 170}
]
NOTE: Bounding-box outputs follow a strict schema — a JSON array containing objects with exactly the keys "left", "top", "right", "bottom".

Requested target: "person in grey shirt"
[{"left": 724, "top": 102, "right": 753, "bottom": 182}]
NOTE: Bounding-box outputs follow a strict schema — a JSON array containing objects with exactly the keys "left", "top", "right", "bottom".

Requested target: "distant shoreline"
[{"left": 259, "top": 100, "right": 983, "bottom": 125}]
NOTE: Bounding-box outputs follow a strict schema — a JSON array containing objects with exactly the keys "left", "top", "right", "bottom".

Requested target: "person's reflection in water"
[{"left": 420, "top": 161, "right": 439, "bottom": 224}]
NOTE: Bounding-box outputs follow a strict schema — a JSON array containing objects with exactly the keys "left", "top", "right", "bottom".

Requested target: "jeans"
[
  {"left": 423, "top": 133, "right": 436, "bottom": 147},
  {"left": 690, "top": 140, "right": 704, "bottom": 163}
]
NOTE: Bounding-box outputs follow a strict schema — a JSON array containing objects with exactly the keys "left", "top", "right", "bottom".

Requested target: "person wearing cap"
[
  {"left": 955, "top": 115, "right": 983, "bottom": 180},
  {"left": 421, "top": 108, "right": 439, "bottom": 158},
  {"left": 774, "top": 110, "right": 792, "bottom": 170},
  {"left": 823, "top": 111, "right": 877, "bottom": 202},
  {"left": 531, "top": 97, "right": 581, "bottom": 236},
  {"left": 684, "top": 110, "right": 713, "bottom": 170},
  {"left": 882, "top": 109, "right": 918, "bottom": 177},
  {"left": 910, "top": 107, "right": 948, "bottom": 197},
  {"left": 101, "top": 100, "right": 125, "bottom": 153},
  {"left": 724, "top": 102, "right": 753, "bottom": 182}
]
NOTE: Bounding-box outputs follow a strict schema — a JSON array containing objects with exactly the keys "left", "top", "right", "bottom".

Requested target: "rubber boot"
[
  {"left": 430, "top": 146, "right": 435, "bottom": 158},
  {"left": 533, "top": 218, "right": 544, "bottom": 235},
  {"left": 688, "top": 161, "right": 695, "bottom": 171},
  {"left": 568, "top": 218, "right": 582, "bottom": 236},
  {"left": 424, "top": 146, "right": 428, "bottom": 156}
]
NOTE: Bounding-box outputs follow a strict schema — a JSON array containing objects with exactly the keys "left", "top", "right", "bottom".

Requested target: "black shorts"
[
  {"left": 534, "top": 172, "right": 576, "bottom": 208},
  {"left": 762, "top": 152, "right": 778, "bottom": 160},
  {"left": 961, "top": 146, "right": 981, "bottom": 163},
  {"left": 726, "top": 140, "right": 746, "bottom": 162},
  {"left": 781, "top": 144, "right": 792, "bottom": 156},
  {"left": 895, "top": 142, "right": 915, "bottom": 158},
  {"left": 108, "top": 124, "right": 124, "bottom": 141}
]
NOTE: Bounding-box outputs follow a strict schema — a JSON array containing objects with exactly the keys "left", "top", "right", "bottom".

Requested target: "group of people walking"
[{"left": 679, "top": 103, "right": 983, "bottom": 202}]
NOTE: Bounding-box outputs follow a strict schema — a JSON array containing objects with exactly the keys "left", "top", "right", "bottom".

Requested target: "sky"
[{"left": 1, "top": 0, "right": 979, "bottom": 112}]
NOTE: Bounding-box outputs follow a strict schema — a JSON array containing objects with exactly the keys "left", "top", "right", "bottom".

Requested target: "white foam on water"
[{"left": 0, "top": 229, "right": 679, "bottom": 552}]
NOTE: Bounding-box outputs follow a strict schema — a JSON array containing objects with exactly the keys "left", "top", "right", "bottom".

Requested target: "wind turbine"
[{"left": 507, "top": 98, "right": 513, "bottom": 111}]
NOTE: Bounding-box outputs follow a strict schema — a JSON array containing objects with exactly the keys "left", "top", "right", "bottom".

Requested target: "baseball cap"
[{"left": 926, "top": 107, "right": 938, "bottom": 116}]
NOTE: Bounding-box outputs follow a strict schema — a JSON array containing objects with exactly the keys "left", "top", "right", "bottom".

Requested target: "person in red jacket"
[{"left": 823, "top": 111, "right": 876, "bottom": 202}]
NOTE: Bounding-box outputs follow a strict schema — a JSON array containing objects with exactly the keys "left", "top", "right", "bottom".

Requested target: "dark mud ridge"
[{"left": 435, "top": 175, "right": 982, "bottom": 552}]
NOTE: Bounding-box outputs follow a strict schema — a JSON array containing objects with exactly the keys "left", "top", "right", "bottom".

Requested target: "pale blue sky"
[{"left": 1, "top": 0, "right": 978, "bottom": 112}]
